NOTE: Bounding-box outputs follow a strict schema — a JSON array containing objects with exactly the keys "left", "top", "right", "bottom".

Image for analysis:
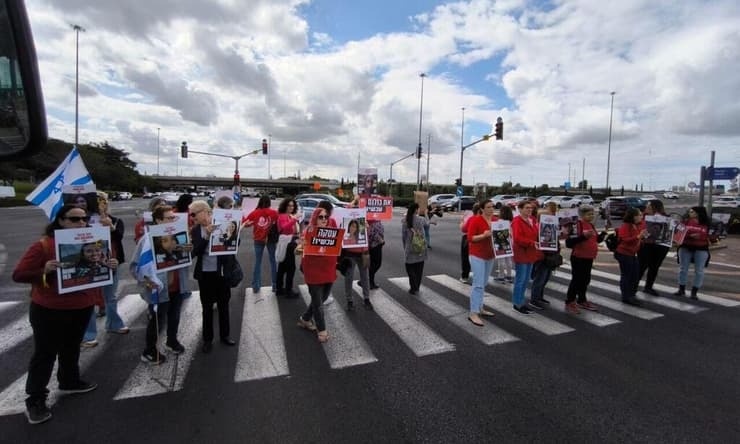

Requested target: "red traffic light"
[
  {"left": 180, "top": 141, "right": 188, "bottom": 158},
  {"left": 262, "top": 138, "right": 268, "bottom": 155}
]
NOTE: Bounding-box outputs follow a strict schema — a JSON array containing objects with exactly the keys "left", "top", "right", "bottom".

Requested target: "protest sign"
[{"left": 55, "top": 226, "right": 112, "bottom": 294}]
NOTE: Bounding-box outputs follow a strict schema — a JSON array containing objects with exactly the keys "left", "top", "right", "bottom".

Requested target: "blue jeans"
[
  {"left": 512, "top": 263, "right": 533, "bottom": 307},
  {"left": 83, "top": 268, "right": 125, "bottom": 341},
  {"left": 423, "top": 224, "right": 431, "bottom": 247},
  {"left": 615, "top": 252, "right": 639, "bottom": 301},
  {"left": 678, "top": 248, "right": 709, "bottom": 289},
  {"left": 252, "top": 241, "right": 277, "bottom": 292},
  {"left": 530, "top": 260, "right": 552, "bottom": 303},
  {"left": 469, "top": 256, "right": 494, "bottom": 313}
]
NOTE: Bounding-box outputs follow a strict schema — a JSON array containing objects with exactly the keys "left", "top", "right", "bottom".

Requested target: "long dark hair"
[
  {"left": 623, "top": 207, "right": 641, "bottom": 223},
  {"left": 175, "top": 194, "right": 193, "bottom": 213},
  {"left": 406, "top": 203, "right": 419, "bottom": 229},
  {"left": 498, "top": 205, "right": 513, "bottom": 221},
  {"left": 648, "top": 199, "right": 666, "bottom": 215},
  {"left": 257, "top": 195, "right": 271, "bottom": 209},
  {"left": 278, "top": 197, "right": 297, "bottom": 214},
  {"left": 45, "top": 204, "right": 85, "bottom": 236},
  {"left": 689, "top": 206, "right": 710, "bottom": 226}
]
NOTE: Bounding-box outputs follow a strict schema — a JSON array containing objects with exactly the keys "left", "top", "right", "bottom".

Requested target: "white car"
[
  {"left": 544, "top": 195, "right": 581, "bottom": 208},
  {"left": 572, "top": 195, "right": 594, "bottom": 205},
  {"left": 714, "top": 196, "right": 739, "bottom": 208},
  {"left": 428, "top": 194, "right": 456, "bottom": 206},
  {"left": 642, "top": 195, "right": 657, "bottom": 201},
  {"left": 491, "top": 194, "right": 517, "bottom": 209},
  {"left": 663, "top": 191, "right": 679, "bottom": 199}
]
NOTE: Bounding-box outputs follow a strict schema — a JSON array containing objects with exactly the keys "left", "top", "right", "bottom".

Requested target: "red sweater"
[
  {"left": 245, "top": 208, "right": 278, "bottom": 242},
  {"left": 301, "top": 228, "right": 338, "bottom": 284},
  {"left": 681, "top": 219, "right": 709, "bottom": 250},
  {"left": 570, "top": 220, "right": 600, "bottom": 259},
  {"left": 13, "top": 236, "right": 99, "bottom": 309},
  {"left": 511, "top": 215, "right": 543, "bottom": 264},
  {"left": 467, "top": 215, "right": 496, "bottom": 260},
  {"left": 616, "top": 223, "right": 641, "bottom": 256}
]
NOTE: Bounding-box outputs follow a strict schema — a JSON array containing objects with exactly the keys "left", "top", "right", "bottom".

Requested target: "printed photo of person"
[
  {"left": 358, "top": 168, "right": 378, "bottom": 196},
  {"left": 219, "top": 220, "right": 239, "bottom": 249},
  {"left": 153, "top": 234, "right": 187, "bottom": 269},
  {"left": 58, "top": 239, "right": 112, "bottom": 288},
  {"left": 344, "top": 219, "right": 360, "bottom": 246}
]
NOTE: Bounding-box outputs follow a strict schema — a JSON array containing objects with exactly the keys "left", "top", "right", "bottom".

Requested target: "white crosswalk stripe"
[
  {"left": 353, "top": 282, "right": 456, "bottom": 357},
  {"left": 0, "top": 301, "right": 23, "bottom": 315},
  {"left": 0, "top": 313, "right": 32, "bottom": 356},
  {"left": 582, "top": 278, "right": 707, "bottom": 314},
  {"left": 428, "top": 274, "right": 575, "bottom": 336},
  {"left": 234, "top": 287, "right": 289, "bottom": 382},
  {"left": 114, "top": 293, "right": 202, "bottom": 400},
  {"left": 388, "top": 277, "right": 520, "bottom": 345},
  {"left": 0, "top": 293, "right": 148, "bottom": 415},
  {"left": 298, "top": 285, "right": 378, "bottom": 369},
  {"left": 543, "top": 280, "right": 656, "bottom": 323}
]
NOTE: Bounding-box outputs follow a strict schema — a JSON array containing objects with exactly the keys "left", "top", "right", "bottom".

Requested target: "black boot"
[
  {"left": 674, "top": 285, "right": 685, "bottom": 296},
  {"left": 690, "top": 287, "right": 699, "bottom": 300}
]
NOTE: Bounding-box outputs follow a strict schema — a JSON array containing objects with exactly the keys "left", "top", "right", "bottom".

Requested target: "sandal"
[
  {"left": 297, "top": 317, "right": 317, "bottom": 331},
  {"left": 317, "top": 330, "right": 329, "bottom": 343},
  {"left": 480, "top": 309, "right": 495, "bottom": 317}
]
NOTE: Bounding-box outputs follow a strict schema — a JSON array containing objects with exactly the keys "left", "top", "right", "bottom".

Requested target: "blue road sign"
[
  {"left": 564, "top": 181, "right": 571, "bottom": 190},
  {"left": 456, "top": 186, "right": 463, "bottom": 197},
  {"left": 708, "top": 167, "right": 739, "bottom": 180}
]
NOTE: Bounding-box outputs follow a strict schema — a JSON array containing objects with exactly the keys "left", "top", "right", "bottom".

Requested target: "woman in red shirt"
[
  {"left": 615, "top": 207, "right": 648, "bottom": 306},
  {"left": 243, "top": 195, "right": 278, "bottom": 293},
  {"left": 674, "top": 206, "right": 710, "bottom": 299},
  {"left": 13, "top": 204, "right": 113, "bottom": 424},
  {"left": 275, "top": 197, "right": 301, "bottom": 298},
  {"left": 564, "top": 205, "right": 607, "bottom": 314},
  {"left": 466, "top": 199, "right": 497, "bottom": 326},
  {"left": 297, "top": 202, "right": 338, "bottom": 343},
  {"left": 511, "top": 200, "right": 541, "bottom": 314}
]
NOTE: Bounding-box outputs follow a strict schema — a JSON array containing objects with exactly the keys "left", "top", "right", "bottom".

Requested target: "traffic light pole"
[
  {"left": 185, "top": 148, "right": 261, "bottom": 188},
  {"left": 458, "top": 134, "right": 492, "bottom": 211},
  {"left": 389, "top": 151, "right": 416, "bottom": 198}
]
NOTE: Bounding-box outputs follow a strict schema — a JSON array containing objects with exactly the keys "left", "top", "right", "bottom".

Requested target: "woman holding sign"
[
  {"left": 637, "top": 200, "right": 670, "bottom": 296},
  {"left": 511, "top": 200, "right": 541, "bottom": 315},
  {"left": 13, "top": 204, "right": 107, "bottom": 424},
  {"left": 673, "top": 206, "right": 710, "bottom": 300},
  {"left": 297, "top": 202, "right": 338, "bottom": 343}
]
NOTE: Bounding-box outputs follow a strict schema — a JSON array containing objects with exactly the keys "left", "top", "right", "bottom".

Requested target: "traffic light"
[
  {"left": 233, "top": 173, "right": 240, "bottom": 185},
  {"left": 494, "top": 117, "right": 503, "bottom": 140},
  {"left": 416, "top": 142, "right": 423, "bottom": 159},
  {"left": 455, "top": 178, "right": 462, "bottom": 186},
  {"left": 262, "top": 138, "right": 268, "bottom": 155},
  {"left": 180, "top": 141, "right": 188, "bottom": 158}
]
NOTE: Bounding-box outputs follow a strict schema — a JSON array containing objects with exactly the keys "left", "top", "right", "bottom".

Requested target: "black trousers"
[
  {"left": 460, "top": 235, "right": 470, "bottom": 279},
  {"left": 144, "top": 292, "right": 184, "bottom": 351},
  {"left": 276, "top": 241, "right": 297, "bottom": 293},
  {"left": 566, "top": 256, "right": 594, "bottom": 303},
  {"left": 198, "top": 272, "right": 231, "bottom": 342},
  {"left": 368, "top": 244, "right": 383, "bottom": 286},
  {"left": 26, "top": 303, "right": 93, "bottom": 402},
  {"left": 302, "top": 282, "right": 333, "bottom": 332},
  {"left": 637, "top": 244, "right": 670, "bottom": 290},
  {"left": 405, "top": 261, "right": 425, "bottom": 293}
]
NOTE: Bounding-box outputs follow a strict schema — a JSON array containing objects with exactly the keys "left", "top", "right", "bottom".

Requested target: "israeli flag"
[
  {"left": 26, "top": 147, "right": 93, "bottom": 220},
  {"left": 135, "top": 234, "right": 164, "bottom": 310}
]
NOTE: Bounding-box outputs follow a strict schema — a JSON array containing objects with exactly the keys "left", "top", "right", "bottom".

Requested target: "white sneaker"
[
  {"left": 80, "top": 340, "right": 98, "bottom": 348},
  {"left": 324, "top": 295, "right": 335, "bottom": 305}
]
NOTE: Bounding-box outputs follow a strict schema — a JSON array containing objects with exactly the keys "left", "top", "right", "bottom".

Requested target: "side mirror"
[{"left": 0, "top": 0, "right": 47, "bottom": 160}]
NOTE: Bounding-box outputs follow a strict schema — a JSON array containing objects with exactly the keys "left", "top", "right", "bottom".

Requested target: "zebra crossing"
[{"left": 0, "top": 264, "right": 735, "bottom": 419}]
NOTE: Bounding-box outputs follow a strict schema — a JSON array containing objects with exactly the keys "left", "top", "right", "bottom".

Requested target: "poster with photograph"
[
  {"left": 557, "top": 208, "right": 579, "bottom": 238},
  {"left": 538, "top": 214, "right": 559, "bottom": 251},
  {"left": 492, "top": 220, "right": 513, "bottom": 258},
  {"left": 208, "top": 209, "right": 243, "bottom": 255},
  {"left": 240, "top": 195, "right": 259, "bottom": 218},
  {"left": 333, "top": 207, "right": 368, "bottom": 248},
  {"left": 672, "top": 222, "right": 687, "bottom": 246},
  {"left": 359, "top": 195, "right": 393, "bottom": 220},
  {"left": 147, "top": 217, "right": 192, "bottom": 272},
  {"left": 645, "top": 214, "right": 675, "bottom": 247},
  {"left": 62, "top": 184, "right": 98, "bottom": 219},
  {"left": 303, "top": 226, "right": 345, "bottom": 256},
  {"left": 358, "top": 167, "right": 378, "bottom": 196},
  {"left": 55, "top": 226, "right": 112, "bottom": 294}
]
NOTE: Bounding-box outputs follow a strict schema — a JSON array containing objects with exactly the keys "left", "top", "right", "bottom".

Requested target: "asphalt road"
[{"left": 0, "top": 200, "right": 738, "bottom": 443}]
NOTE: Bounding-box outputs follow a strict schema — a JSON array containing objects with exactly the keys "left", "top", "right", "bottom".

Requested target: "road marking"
[
  {"left": 298, "top": 285, "right": 378, "bottom": 369},
  {"left": 388, "top": 277, "right": 519, "bottom": 346},
  {"left": 234, "top": 287, "right": 289, "bottom": 382},
  {"left": 114, "top": 293, "right": 202, "bottom": 400},
  {"left": 429, "top": 274, "right": 575, "bottom": 336},
  {"left": 0, "top": 314, "right": 32, "bottom": 356},
  {"left": 0, "top": 301, "right": 22, "bottom": 316},
  {"left": 538, "top": 281, "right": 621, "bottom": 327},
  {"left": 563, "top": 264, "right": 740, "bottom": 307},
  {"left": 0, "top": 294, "right": 148, "bottom": 416},
  {"left": 354, "top": 282, "right": 455, "bottom": 357}
]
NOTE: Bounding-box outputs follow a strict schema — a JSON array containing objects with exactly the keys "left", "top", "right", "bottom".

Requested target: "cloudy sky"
[{"left": 25, "top": 0, "right": 740, "bottom": 190}]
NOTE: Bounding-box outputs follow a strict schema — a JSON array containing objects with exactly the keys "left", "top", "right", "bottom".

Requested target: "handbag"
[
  {"left": 225, "top": 257, "right": 243, "bottom": 288},
  {"left": 543, "top": 252, "right": 563, "bottom": 269}
]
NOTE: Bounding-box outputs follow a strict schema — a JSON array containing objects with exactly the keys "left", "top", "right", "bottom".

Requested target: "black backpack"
[{"left": 605, "top": 231, "right": 619, "bottom": 252}]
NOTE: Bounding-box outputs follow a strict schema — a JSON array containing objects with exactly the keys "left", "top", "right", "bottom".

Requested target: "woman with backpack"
[
  {"left": 615, "top": 207, "right": 649, "bottom": 306},
  {"left": 466, "top": 199, "right": 497, "bottom": 326},
  {"left": 401, "top": 203, "right": 428, "bottom": 295},
  {"left": 564, "top": 205, "right": 607, "bottom": 314},
  {"left": 243, "top": 195, "right": 278, "bottom": 293},
  {"left": 674, "top": 206, "right": 710, "bottom": 300}
]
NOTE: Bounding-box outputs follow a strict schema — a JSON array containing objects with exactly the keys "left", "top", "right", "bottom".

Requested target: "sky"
[{"left": 23, "top": 0, "right": 740, "bottom": 191}]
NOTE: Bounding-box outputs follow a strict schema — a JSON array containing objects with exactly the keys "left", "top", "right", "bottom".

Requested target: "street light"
[
  {"left": 606, "top": 91, "right": 616, "bottom": 191},
  {"left": 389, "top": 151, "right": 416, "bottom": 198},
  {"left": 458, "top": 115, "right": 500, "bottom": 210},
  {"left": 458, "top": 107, "right": 465, "bottom": 211},
  {"left": 71, "top": 24, "right": 85, "bottom": 146},
  {"left": 416, "top": 73, "right": 426, "bottom": 190},
  {"left": 156, "top": 127, "right": 160, "bottom": 176}
]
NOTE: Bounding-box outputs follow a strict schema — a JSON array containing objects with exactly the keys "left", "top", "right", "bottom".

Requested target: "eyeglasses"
[
  {"left": 317, "top": 215, "right": 329, "bottom": 220},
  {"left": 63, "top": 216, "right": 90, "bottom": 223},
  {"left": 189, "top": 210, "right": 206, "bottom": 217}
]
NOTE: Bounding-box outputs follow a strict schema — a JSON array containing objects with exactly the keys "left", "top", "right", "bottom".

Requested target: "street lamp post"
[
  {"left": 416, "top": 73, "right": 426, "bottom": 190},
  {"left": 389, "top": 151, "right": 416, "bottom": 198},
  {"left": 458, "top": 107, "right": 465, "bottom": 211},
  {"left": 425, "top": 134, "right": 431, "bottom": 190},
  {"left": 156, "top": 127, "right": 160, "bottom": 176},
  {"left": 71, "top": 24, "right": 85, "bottom": 146},
  {"left": 606, "top": 91, "right": 616, "bottom": 192}
]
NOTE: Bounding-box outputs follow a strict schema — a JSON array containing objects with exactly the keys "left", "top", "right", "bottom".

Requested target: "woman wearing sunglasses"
[
  {"left": 13, "top": 204, "right": 113, "bottom": 425},
  {"left": 297, "top": 201, "right": 338, "bottom": 343}
]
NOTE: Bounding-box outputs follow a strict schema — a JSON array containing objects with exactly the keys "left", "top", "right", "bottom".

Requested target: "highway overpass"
[{"left": 152, "top": 175, "right": 340, "bottom": 196}]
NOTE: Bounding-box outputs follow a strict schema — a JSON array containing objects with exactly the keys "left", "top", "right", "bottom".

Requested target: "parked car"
[
  {"left": 543, "top": 195, "right": 581, "bottom": 208},
  {"left": 536, "top": 195, "right": 552, "bottom": 207},
  {"left": 491, "top": 194, "right": 517, "bottom": 209},
  {"left": 714, "top": 196, "right": 740, "bottom": 208},
  {"left": 663, "top": 191, "right": 679, "bottom": 199},
  {"left": 572, "top": 194, "right": 594, "bottom": 205},
  {"left": 428, "top": 194, "right": 456, "bottom": 206},
  {"left": 441, "top": 196, "right": 477, "bottom": 212},
  {"left": 295, "top": 193, "right": 348, "bottom": 208},
  {"left": 111, "top": 191, "right": 132, "bottom": 201},
  {"left": 296, "top": 197, "right": 324, "bottom": 223},
  {"left": 599, "top": 196, "right": 647, "bottom": 218},
  {"left": 160, "top": 192, "right": 180, "bottom": 206},
  {"left": 641, "top": 195, "right": 657, "bottom": 201}
]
